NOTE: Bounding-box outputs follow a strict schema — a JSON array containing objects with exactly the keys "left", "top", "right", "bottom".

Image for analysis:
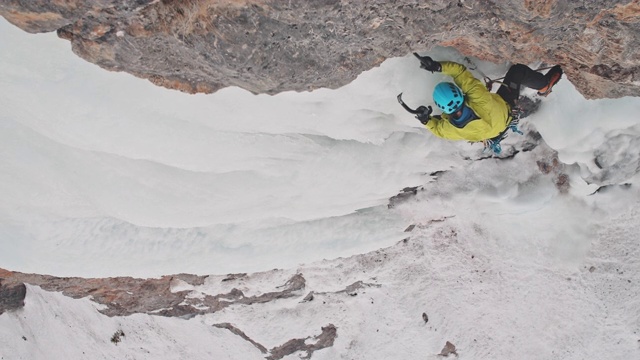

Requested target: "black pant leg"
[{"left": 497, "top": 64, "right": 547, "bottom": 106}]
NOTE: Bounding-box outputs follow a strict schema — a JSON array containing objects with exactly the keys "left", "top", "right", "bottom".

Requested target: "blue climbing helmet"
[{"left": 433, "top": 82, "right": 464, "bottom": 114}]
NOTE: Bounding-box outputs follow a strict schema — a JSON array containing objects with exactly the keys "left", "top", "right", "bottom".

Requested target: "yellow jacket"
[{"left": 425, "top": 62, "right": 511, "bottom": 142}]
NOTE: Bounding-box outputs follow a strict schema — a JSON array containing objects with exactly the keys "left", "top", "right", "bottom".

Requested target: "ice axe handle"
[
  {"left": 397, "top": 93, "right": 423, "bottom": 115},
  {"left": 413, "top": 52, "right": 425, "bottom": 65}
]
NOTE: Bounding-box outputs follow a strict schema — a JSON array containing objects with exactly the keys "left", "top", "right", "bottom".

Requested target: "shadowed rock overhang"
[{"left": 1, "top": 0, "right": 639, "bottom": 98}]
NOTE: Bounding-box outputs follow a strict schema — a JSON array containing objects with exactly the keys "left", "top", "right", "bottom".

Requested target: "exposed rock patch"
[
  {"left": 0, "top": 266, "right": 380, "bottom": 321},
  {"left": 0, "top": 269, "right": 305, "bottom": 317},
  {"left": 0, "top": 277, "right": 27, "bottom": 315},
  {"left": 212, "top": 322, "right": 337, "bottom": 360},
  {"left": 212, "top": 322, "right": 269, "bottom": 354},
  {"left": 388, "top": 186, "right": 422, "bottom": 209},
  {"left": 1, "top": 1, "right": 640, "bottom": 98},
  {"left": 267, "top": 324, "right": 337, "bottom": 360},
  {"left": 439, "top": 341, "right": 458, "bottom": 357}
]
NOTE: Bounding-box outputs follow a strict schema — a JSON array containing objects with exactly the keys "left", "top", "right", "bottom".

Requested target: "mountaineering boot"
[{"left": 537, "top": 65, "right": 563, "bottom": 96}]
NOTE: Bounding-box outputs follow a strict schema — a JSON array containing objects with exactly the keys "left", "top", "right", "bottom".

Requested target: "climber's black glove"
[
  {"left": 414, "top": 53, "right": 442, "bottom": 73},
  {"left": 415, "top": 106, "right": 432, "bottom": 125}
]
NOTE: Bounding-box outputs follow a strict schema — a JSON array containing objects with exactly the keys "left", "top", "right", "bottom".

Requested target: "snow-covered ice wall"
[{"left": 1, "top": 16, "right": 640, "bottom": 279}]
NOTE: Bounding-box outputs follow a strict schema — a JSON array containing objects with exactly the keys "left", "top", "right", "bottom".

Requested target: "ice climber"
[{"left": 397, "top": 53, "right": 563, "bottom": 151}]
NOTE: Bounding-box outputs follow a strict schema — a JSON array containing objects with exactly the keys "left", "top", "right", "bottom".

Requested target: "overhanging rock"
[{"left": 1, "top": 1, "right": 639, "bottom": 98}]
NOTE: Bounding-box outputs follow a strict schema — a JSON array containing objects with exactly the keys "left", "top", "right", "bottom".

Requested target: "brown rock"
[
  {"left": 267, "top": 324, "right": 337, "bottom": 360},
  {"left": 439, "top": 341, "right": 458, "bottom": 357},
  {"left": 0, "top": 268, "right": 305, "bottom": 317},
  {"left": 1, "top": 1, "right": 639, "bottom": 98}
]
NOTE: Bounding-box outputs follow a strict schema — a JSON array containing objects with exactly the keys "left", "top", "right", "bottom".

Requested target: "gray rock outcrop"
[
  {"left": 0, "top": 278, "right": 27, "bottom": 315},
  {"left": 1, "top": 0, "right": 639, "bottom": 98}
]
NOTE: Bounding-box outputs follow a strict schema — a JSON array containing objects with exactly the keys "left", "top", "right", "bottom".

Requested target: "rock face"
[
  {"left": 1, "top": 0, "right": 639, "bottom": 99},
  {"left": 0, "top": 278, "right": 27, "bottom": 315},
  {"left": 0, "top": 268, "right": 306, "bottom": 317}
]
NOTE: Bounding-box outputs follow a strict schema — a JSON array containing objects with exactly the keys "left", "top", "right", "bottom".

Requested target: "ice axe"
[
  {"left": 397, "top": 93, "right": 424, "bottom": 114},
  {"left": 397, "top": 93, "right": 432, "bottom": 124},
  {"left": 413, "top": 52, "right": 427, "bottom": 68}
]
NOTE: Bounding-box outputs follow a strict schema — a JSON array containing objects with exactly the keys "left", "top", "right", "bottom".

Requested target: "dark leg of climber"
[{"left": 496, "top": 64, "right": 548, "bottom": 106}]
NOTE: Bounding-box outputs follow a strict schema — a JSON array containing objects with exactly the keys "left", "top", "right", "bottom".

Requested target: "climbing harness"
[
  {"left": 482, "top": 117, "right": 522, "bottom": 155},
  {"left": 481, "top": 96, "right": 539, "bottom": 155}
]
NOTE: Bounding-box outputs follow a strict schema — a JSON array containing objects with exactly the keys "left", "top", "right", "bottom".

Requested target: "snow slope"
[
  {"left": 0, "top": 285, "right": 261, "bottom": 359},
  {"left": 2, "top": 203, "right": 639, "bottom": 359},
  {"left": 1, "top": 15, "right": 640, "bottom": 360}
]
